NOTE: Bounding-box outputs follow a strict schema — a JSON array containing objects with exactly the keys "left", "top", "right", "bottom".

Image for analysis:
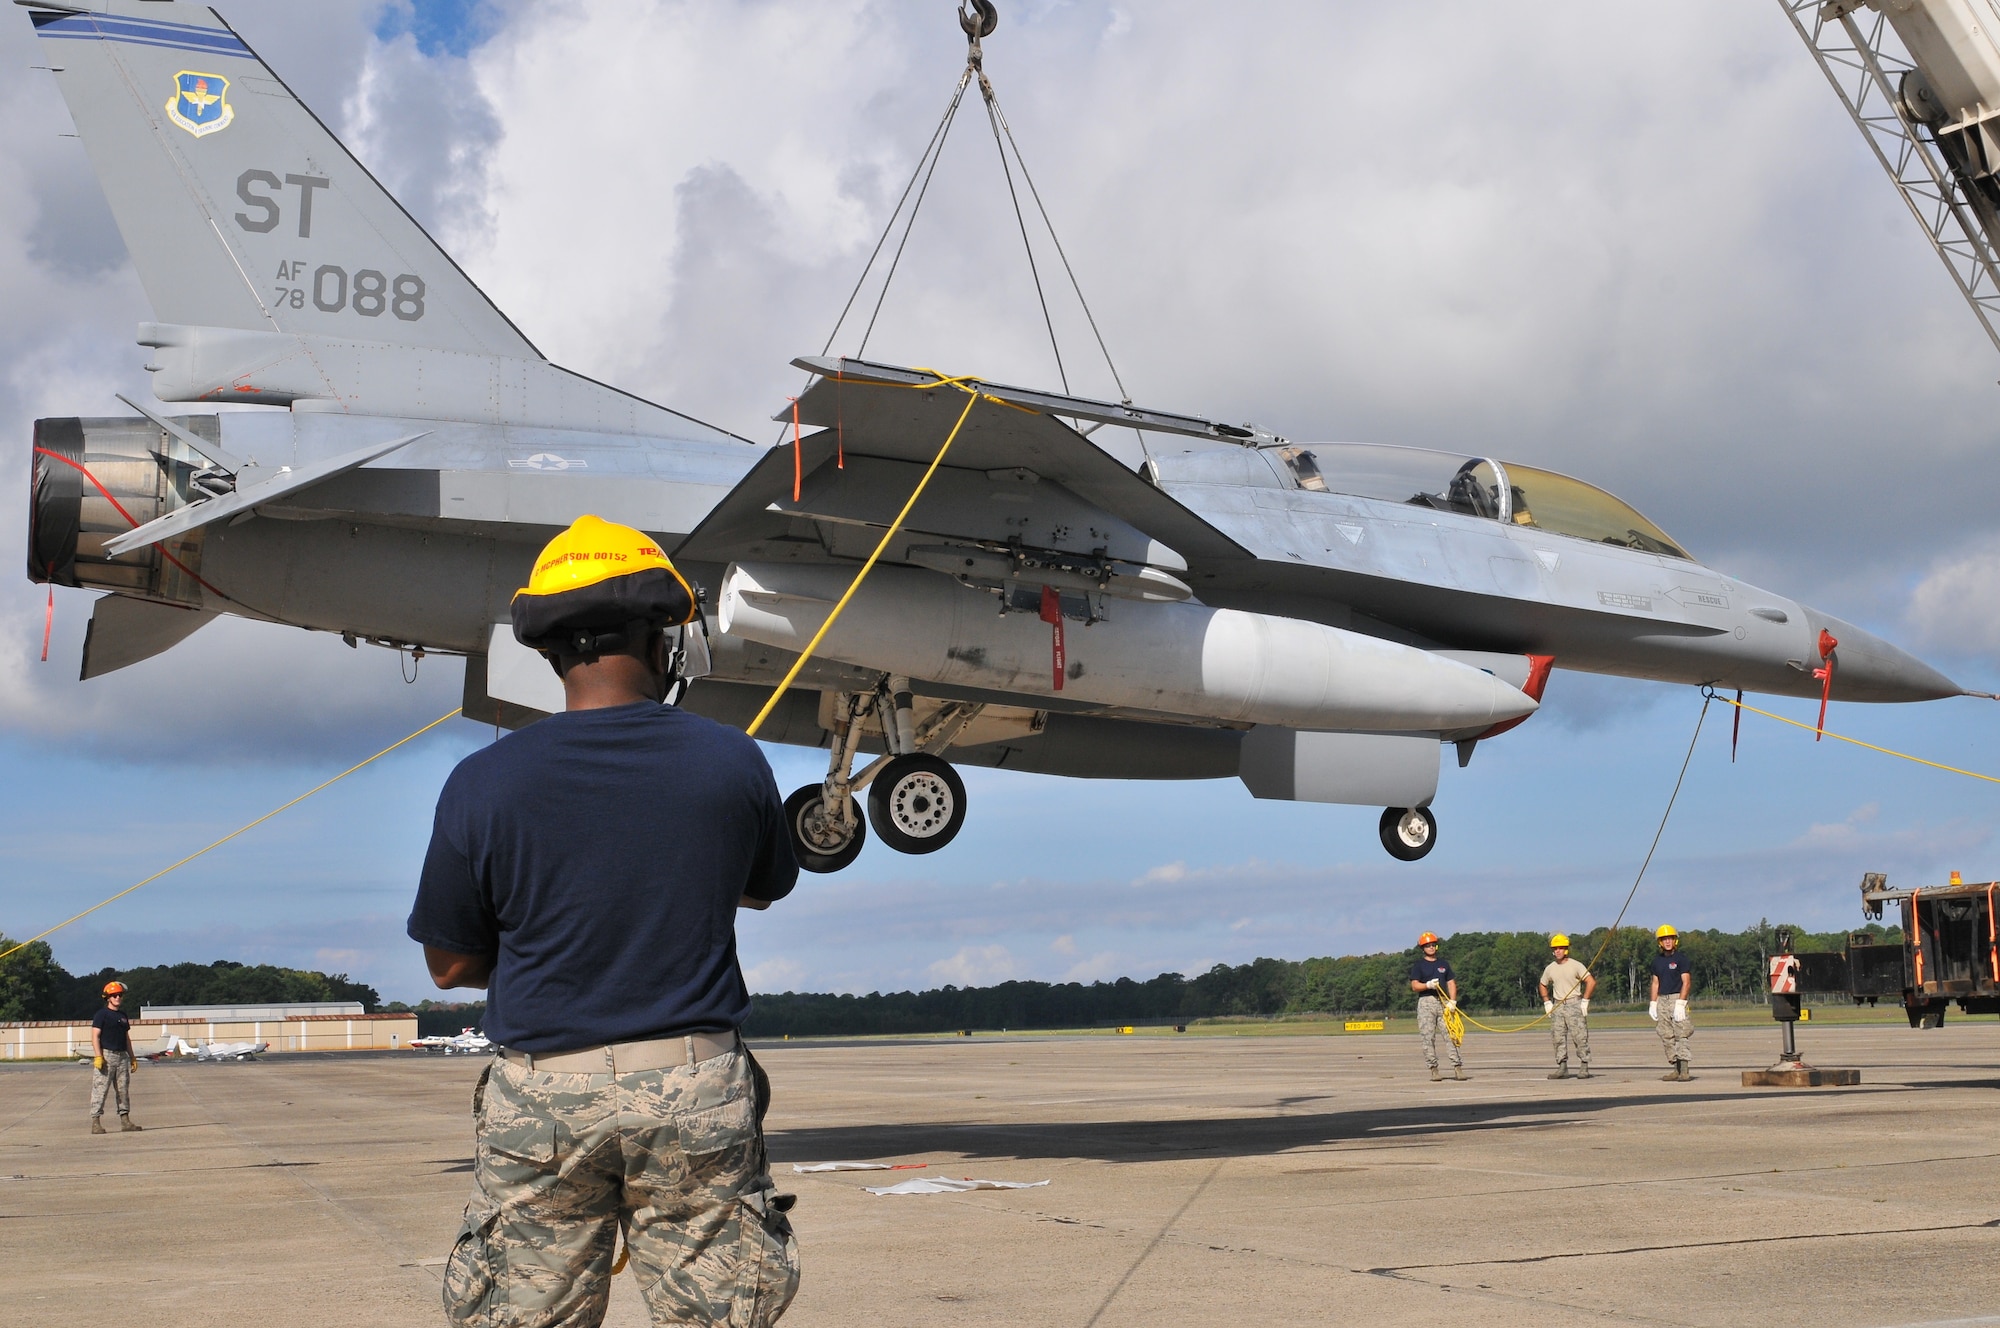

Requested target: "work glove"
[
  {"left": 1543, "top": 1000, "right": 1554, "bottom": 1016},
  {"left": 1579, "top": 998, "right": 1590, "bottom": 1016},
  {"left": 93, "top": 1055, "right": 104, "bottom": 1071},
  {"left": 1427, "top": 979, "right": 1441, "bottom": 991},
  {"left": 1648, "top": 1001, "right": 1659, "bottom": 1021},
  {"left": 1674, "top": 999, "right": 1687, "bottom": 1021},
  {"left": 1443, "top": 999, "right": 1457, "bottom": 1012}
]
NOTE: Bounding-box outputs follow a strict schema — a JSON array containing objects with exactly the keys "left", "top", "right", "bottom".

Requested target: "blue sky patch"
[{"left": 372, "top": 0, "right": 494, "bottom": 59}]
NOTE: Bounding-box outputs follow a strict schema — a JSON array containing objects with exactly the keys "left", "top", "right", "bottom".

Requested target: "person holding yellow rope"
[
  {"left": 1539, "top": 935, "right": 1596, "bottom": 1080},
  {"left": 1649, "top": 924, "right": 1695, "bottom": 1081},
  {"left": 1409, "top": 932, "right": 1467, "bottom": 1082}
]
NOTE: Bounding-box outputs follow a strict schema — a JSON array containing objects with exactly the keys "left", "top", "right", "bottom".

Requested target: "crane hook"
[{"left": 959, "top": 0, "right": 998, "bottom": 41}]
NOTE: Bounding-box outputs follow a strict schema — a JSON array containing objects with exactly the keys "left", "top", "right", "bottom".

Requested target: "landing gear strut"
[
  {"left": 784, "top": 678, "right": 981, "bottom": 873},
  {"left": 1379, "top": 806, "right": 1437, "bottom": 862}
]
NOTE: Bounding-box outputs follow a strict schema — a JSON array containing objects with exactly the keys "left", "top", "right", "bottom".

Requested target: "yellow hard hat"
[
  {"left": 1549, "top": 933, "right": 1570, "bottom": 948},
  {"left": 511, "top": 515, "right": 696, "bottom": 653},
  {"left": 102, "top": 981, "right": 127, "bottom": 996},
  {"left": 1655, "top": 924, "right": 1679, "bottom": 940}
]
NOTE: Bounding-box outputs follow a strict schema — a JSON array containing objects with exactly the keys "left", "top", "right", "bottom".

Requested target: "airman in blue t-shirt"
[
  {"left": 1409, "top": 932, "right": 1466, "bottom": 1081},
  {"left": 1650, "top": 924, "right": 1694, "bottom": 1081}
]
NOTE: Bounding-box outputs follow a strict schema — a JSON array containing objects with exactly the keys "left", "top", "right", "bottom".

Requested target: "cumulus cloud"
[
  {"left": 743, "top": 956, "right": 806, "bottom": 993},
  {"left": 1908, "top": 534, "right": 2000, "bottom": 657},
  {"left": 926, "top": 944, "right": 1016, "bottom": 986}
]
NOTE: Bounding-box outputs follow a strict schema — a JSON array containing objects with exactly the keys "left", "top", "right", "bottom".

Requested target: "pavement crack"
[
  {"left": 1365, "top": 1219, "right": 2000, "bottom": 1273},
  {"left": 1080, "top": 1158, "right": 1226, "bottom": 1328}
]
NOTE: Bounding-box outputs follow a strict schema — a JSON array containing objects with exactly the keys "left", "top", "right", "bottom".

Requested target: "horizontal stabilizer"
[
  {"left": 103, "top": 430, "right": 426, "bottom": 557},
  {"left": 81, "top": 594, "right": 217, "bottom": 679}
]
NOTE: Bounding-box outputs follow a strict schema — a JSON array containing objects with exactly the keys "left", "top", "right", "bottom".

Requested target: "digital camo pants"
[
  {"left": 1655, "top": 999, "right": 1693, "bottom": 1066},
  {"left": 1549, "top": 1001, "right": 1589, "bottom": 1070},
  {"left": 89, "top": 1051, "right": 131, "bottom": 1118},
  {"left": 1415, "top": 995, "right": 1461, "bottom": 1068},
  {"left": 445, "top": 1049, "right": 800, "bottom": 1327}
]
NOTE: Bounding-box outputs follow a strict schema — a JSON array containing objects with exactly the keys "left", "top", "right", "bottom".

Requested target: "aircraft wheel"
[
  {"left": 1379, "top": 806, "right": 1437, "bottom": 862},
  {"left": 867, "top": 754, "right": 967, "bottom": 855},
  {"left": 785, "top": 783, "right": 867, "bottom": 873}
]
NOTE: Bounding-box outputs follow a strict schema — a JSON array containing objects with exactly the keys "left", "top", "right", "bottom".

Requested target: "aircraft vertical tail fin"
[{"left": 29, "top": 2, "right": 537, "bottom": 359}]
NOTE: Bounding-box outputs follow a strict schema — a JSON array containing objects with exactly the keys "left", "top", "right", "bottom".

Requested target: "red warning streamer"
[
  {"left": 788, "top": 397, "right": 803, "bottom": 503},
  {"left": 1038, "top": 585, "right": 1065, "bottom": 691},
  {"left": 1812, "top": 629, "right": 1837, "bottom": 742}
]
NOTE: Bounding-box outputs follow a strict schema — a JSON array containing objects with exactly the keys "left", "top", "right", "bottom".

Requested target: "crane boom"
[{"left": 1783, "top": 0, "right": 2000, "bottom": 357}]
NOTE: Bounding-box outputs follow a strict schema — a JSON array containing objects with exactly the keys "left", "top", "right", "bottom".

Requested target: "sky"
[{"left": 4, "top": 0, "right": 1999, "bottom": 1003}]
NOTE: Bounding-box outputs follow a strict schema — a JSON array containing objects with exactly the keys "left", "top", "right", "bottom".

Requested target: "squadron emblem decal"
[{"left": 165, "top": 71, "right": 234, "bottom": 138}]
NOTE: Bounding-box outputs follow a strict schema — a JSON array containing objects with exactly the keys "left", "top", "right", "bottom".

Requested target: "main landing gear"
[
  {"left": 785, "top": 677, "right": 981, "bottom": 873},
  {"left": 1379, "top": 806, "right": 1437, "bottom": 862}
]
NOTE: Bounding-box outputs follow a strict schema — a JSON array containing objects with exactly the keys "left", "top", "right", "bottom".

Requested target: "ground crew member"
[
  {"left": 1649, "top": 924, "right": 1694, "bottom": 1080},
  {"left": 1538, "top": 935, "right": 1595, "bottom": 1080},
  {"left": 88, "top": 981, "right": 141, "bottom": 1133},
  {"left": 408, "top": 515, "right": 801, "bottom": 1328},
  {"left": 1408, "top": 932, "right": 1466, "bottom": 1081}
]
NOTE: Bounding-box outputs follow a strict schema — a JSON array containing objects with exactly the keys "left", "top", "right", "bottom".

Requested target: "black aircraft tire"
[
  {"left": 1379, "top": 806, "right": 1437, "bottom": 862},
  {"left": 784, "top": 784, "right": 866, "bottom": 873},
  {"left": 867, "top": 754, "right": 968, "bottom": 855}
]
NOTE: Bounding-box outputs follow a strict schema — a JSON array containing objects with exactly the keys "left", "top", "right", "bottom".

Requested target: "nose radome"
[{"left": 1803, "top": 608, "right": 1962, "bottom": 704}]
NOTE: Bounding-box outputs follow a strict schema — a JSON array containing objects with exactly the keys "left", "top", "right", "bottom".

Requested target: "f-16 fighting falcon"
[{"left": 23, "top": 2, "right": 1967, "bottom": 870}]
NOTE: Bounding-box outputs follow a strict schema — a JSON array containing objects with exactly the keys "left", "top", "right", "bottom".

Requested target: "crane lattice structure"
[{"left": 1782, "top": 0, "right": 2000, "bottom": 359}]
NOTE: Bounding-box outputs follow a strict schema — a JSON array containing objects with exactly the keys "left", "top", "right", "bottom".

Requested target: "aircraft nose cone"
[{"left": 1803, "top": 608, "right": 1961, "bottom": 703}]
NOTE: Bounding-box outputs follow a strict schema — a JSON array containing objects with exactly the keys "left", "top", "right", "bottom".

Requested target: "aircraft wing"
[{"left": 674, "top": 357, "right": 1254, "bottom": 574}]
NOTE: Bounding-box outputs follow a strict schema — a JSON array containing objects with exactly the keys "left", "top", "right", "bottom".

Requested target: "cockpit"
[{"left": 1273, "top": 443, "right": 1690, "bottom": 560}]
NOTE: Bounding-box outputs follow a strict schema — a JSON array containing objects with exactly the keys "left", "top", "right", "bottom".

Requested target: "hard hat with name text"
[{"left": 511, "top": 514, "right": 697, "bottom": 654}]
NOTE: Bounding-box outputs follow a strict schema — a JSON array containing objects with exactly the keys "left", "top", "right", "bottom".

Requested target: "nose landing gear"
[
  {"left": 783, "top": 679, "right": 980, "bottom": 873},
  {"left": 1379, "top": 806, "right": 1437, "bottom": 861}
]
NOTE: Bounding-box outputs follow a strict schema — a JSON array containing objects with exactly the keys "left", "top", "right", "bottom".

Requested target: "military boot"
[
  {"left": 1429, "top": 1066, "right": 1442, "bottom": 1082},
  {"left": 1453, "top": 1067, "right": 1468, "bottom": 1081},
  {"left": 119, "top": 1115, "right": 142, "bottom": 1132},
  {"left": 1547, "top": 1068, "right": 1571, "bottom": 1080},
  {"left": 89, "top": 1117, "right": 105, "bottom": 1135},
  {"left": 1576, "top": 1068, "right": 1593, "bottom": 1079},
  {"left": 1675, "top": 1061, "right": 1691, "bottom": 1082},
  {"left": 1660, "top": 1067, "right": 1681, "bottom": 1081}
]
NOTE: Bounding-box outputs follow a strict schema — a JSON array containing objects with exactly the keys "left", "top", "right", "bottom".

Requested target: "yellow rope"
[
  {"left": 745, "top": 371, "right": 1003, "bottom": 737},
  {"left": 0, "top": 708, "right": 462, "bottom": 964},
  {"left": 1717, "top": 691, "right": 2000, "bottom": 784}
]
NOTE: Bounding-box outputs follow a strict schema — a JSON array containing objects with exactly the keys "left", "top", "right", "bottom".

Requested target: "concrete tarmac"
[{"left": 3, "top": 1023, "right": 1998, "bottom": 1327}]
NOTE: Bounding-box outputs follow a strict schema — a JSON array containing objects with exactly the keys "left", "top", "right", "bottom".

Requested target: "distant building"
[
  {"left": 141, "top": 1001, "right": 365, "bottom": 1020},
  {"left": 1, "top": 1007, "right": 416, "bottom": 1060}
]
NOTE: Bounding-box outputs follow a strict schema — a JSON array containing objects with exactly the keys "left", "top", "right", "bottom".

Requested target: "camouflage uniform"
[
  {"left": 445, "top": 1046, "right": 799, "bottom": 1327},
  {"left": 1415, "top": 994, "right": 1462, "bottom": 1069},
  {"left": 89, "top": 1050, "right": 132, "bottom": 1119},
  {"left": 1654, "top": 998, "right": 1693, "bottom": 1067},
  {"left": 1549, "top": 1000, "right": 1590, "bottom": 1073}
]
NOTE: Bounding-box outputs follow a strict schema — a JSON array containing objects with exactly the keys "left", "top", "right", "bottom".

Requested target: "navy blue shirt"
[
  {"left": 1411, "top": 957, "right": 1455, "bottom": 991},
  {"left": 1651, "top": 953, "right": 1690, "bottom": 998},
  {"left": 91, "top": 1006, "right": 132, "bottom": 1053},
  {"left": 407, "top": 702, "right": 797, "bottom": 1053}
]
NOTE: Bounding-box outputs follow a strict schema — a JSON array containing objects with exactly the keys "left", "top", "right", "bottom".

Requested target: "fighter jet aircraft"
[{"left": 21, "top": 2, "right": 1967, "bottom": 869}]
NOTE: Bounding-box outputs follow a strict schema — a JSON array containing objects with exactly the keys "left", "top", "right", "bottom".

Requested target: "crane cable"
[{"left": 0, "top": 708, "right": 462, "bottom": 965}]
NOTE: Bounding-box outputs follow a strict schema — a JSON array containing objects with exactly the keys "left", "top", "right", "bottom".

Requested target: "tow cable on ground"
[{"left": 0, "top": 708, "right": 462, "bottom": 964}]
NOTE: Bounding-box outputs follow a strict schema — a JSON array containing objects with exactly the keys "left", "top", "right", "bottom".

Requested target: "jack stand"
[{"left": 1743, "top": 937, "right": 1859, "bottom": 1087}]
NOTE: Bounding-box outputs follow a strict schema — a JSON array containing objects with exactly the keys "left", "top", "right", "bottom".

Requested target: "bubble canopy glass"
[{"left": 1289, "top": 443, "right": 1690, "bottom": 561}]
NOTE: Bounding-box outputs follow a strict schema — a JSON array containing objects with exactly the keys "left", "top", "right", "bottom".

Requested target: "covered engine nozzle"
[{"left": 29, "top": 414, "right": 219, "bottom": 602}]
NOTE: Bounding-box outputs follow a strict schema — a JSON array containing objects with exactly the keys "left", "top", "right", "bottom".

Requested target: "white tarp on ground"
[
  {"left": 793, "top": 1162, "right": 897, "bottom": 1172},
  {"left": 864, "top": 1177, "right": 1050, "bottom": 1195}
]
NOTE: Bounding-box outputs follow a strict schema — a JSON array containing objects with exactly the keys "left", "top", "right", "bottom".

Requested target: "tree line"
[
  {"left": 3, "top": 919, "right": 1897, "bottom": 1034},
  {"left": 0, "top": 940, "right": 380, "bottom": 1021},
  {"left": 739, "top": 921, "right": 1899, "bottom": 1037}
]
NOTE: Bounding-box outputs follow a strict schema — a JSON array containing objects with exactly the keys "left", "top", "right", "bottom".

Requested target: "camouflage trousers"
[
  {"left": 1415, "top": 995, "right": 1461, "bottom": 1068},
  {"left": 444, "top": 1047, "right": 799, "bottom": 1327},
  {"left": 1655, "top": 997, "right": 1693, "bottom": 1066},
  {"left": 89, "top": 1051, "right": 132, "bottom": 1118},
  {"left": 1549, "top": 1001, "right": 1589, "bottom": 1070}
]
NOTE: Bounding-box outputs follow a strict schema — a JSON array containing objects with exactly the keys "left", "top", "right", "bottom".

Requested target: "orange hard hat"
[
  {"left": 102, "top": 981, "right": 127, "bottom": 996},
  {"left": 1417, "top": 932, "right": 1440, "bottom": 946}
]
